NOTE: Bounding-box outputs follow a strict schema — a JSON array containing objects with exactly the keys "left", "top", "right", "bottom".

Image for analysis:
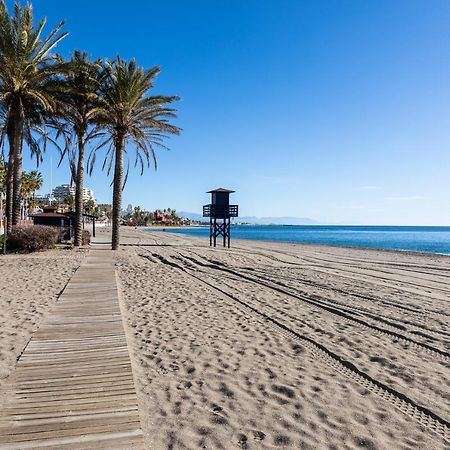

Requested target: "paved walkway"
[{"left": 0, "top": 243, "right": 144, "bottom": 449}]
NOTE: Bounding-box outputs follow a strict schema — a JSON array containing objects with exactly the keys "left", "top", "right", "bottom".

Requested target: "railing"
[{"left": 203, "top": 204, "right": 239, "bottom": 218}]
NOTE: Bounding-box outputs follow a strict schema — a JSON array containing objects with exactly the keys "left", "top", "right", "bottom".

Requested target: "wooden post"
[
  {"left": 210, "top": 217, "right": 212, "bottom": 246},
  {"left": 213, "top": 218, "right": 217, "bottom": 247},
  {"left": 223, "top": 219, "right": 226, "bottom": 247}
]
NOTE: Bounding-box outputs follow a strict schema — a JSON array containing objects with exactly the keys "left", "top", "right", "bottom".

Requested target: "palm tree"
[
  {"left": 0, "top": 1, "right": 67, "bottom": 229},
  {"left": 0, "top": 103, "right": 51, "bottom": 226},
  {"left": 20, "top": 171, "right": 33, "bottom": 219},
  {"left": 170, "top": 208, "right": 178, "bottom": 225},
  {"left": 27, "top": 170, "right": 43, "bottom": 197},
  {"left": 58, "top": 51, "right": 102, "bottom": 246},
  {"left": 27, "top": 170, "right": 42, "bottom": 216},
  {"left": 83, "top": 198, "right": 96, "bottom": 215},
  {"left": 92, "top": 57, "right": 180, "bottom": 250},
  {"left": 63, "top": 193, "right": 75, "bottom": 210},
  {"left": 20, "top": 170, "right": 42, "bottom": 218}
]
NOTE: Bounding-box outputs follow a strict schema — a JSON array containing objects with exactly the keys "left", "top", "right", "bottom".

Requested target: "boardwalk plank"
[{"left": 0, "top": 244, "right": 144, "bottom": 449}]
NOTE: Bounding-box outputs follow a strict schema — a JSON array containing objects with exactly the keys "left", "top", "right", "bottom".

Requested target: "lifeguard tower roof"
[{"left": 207, "top": 188, "right": 235, "bottom": 193}]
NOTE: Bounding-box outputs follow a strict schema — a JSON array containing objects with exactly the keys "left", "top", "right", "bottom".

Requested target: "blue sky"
[{"left": 15, "top": 0, "right": 450, "bottom": 225}]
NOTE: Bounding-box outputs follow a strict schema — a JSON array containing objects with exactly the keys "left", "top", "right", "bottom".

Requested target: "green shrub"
[
  {"left": 8, "top": 225, "right": 60, "bottom": 253},
  {"left": 82, "top": 229, "right": 91, "bottom": 245}
]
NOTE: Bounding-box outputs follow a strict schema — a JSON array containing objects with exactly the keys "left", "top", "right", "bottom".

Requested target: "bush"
[
  {"left": 82, "top": 229, "right": 91, "bottom": 245},
  {"left": 7, "top": 225, "right": 60, "bottom": 253}
]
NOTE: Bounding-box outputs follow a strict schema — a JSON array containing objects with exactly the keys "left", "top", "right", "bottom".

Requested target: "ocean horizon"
[{"left": 151, "top": 225, "right": 450, "bottom": 255}]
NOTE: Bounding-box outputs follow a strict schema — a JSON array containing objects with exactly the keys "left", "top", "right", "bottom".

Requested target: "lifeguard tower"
[{"left": 203, "top": 188, "right": 238, "bottom": 248}]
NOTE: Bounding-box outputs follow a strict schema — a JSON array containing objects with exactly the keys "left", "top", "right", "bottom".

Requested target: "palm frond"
[{"left": 88, "top": 57, "right": 180, "bottom": 186}]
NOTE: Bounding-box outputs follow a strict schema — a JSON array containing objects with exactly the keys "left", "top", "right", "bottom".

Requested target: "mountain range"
[{"left": 178, "top": 212, "right": 318, "bottom": 225}]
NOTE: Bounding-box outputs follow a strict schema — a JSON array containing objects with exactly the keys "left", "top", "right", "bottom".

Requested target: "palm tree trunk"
[
  {"left": 12, "top": 147, "right": 23, "bottom": 225},
  {"left": 5, "top": 150, "right": 14, "bottom": 233},
  {"left": 111, "top": 132, "right": 125, "bottom": 250},
  {"left": 74, "top": 133, "right": 84, "bottom": 246},
  {"left": 10, "top": 105, "right": 24, "bottom": 226}
]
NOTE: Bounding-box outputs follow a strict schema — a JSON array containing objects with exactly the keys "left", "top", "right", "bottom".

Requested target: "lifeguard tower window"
[{"left": 203, "top": 188, "right": 238, "bottom": 248}]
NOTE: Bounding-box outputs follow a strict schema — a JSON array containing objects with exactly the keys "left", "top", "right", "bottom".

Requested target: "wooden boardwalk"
[{"left": 0, "top": 244, "right": 144, "bottom": 449}]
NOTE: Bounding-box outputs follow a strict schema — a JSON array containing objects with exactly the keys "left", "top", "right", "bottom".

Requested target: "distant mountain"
[
  {"left": 178, "top": 211, "right": 318, "bottom": 225},
  {"left": 239, "top": 216, "right": 318, "bottom": 225}
]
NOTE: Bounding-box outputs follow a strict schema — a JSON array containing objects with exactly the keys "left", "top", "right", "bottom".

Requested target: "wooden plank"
[
  {"left": 0, "top": 429, "right": 144, "bottom": 449},
  {"left": 0, "top": 244, "right": 145, "bottom": 449},
  {"left": 13, "top": 372, "right": 135, "bottom": 387}
]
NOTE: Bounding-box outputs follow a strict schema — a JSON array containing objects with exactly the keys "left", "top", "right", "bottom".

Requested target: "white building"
[
  {"left": 52, "top": 184, "right": 96, "bottom": 205},
  {"left": 52, "top": 184, "right": 70, "bottom": 203},
  {"left": 81, "top": 187, "right": 96, "bottom": 204},
  {"left": 34, "top": 193, "right": 53, "bottom": 204}
]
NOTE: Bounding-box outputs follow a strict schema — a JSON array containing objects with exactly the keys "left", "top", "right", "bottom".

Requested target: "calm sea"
[{"left": 151, "top": 225, "right": 450, "bottom": 255}]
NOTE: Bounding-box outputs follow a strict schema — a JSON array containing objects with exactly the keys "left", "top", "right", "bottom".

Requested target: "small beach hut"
[
  {"left": 31, "top": 206, "right": 72, "bottom": 239},
  {"left": 31, "top": 206, "right": 97, "bottom": 240}
]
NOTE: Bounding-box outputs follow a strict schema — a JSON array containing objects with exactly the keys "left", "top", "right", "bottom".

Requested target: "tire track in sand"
[{"left": 137, "top": 248, "right": 450, "bottom": 443}]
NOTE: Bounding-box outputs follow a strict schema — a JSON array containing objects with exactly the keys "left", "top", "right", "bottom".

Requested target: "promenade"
[{"left": 0, "top": 241, "right": 144, "bottom": 449}]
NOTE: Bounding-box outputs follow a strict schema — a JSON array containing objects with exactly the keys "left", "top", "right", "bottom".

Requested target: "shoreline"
[{"left": 144, "top": 227, "right": 450, "bottom": 259}]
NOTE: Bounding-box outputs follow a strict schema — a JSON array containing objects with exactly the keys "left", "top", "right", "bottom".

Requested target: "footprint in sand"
[{"left": 251, "top": 430, "right": 266, "bottom": 441}]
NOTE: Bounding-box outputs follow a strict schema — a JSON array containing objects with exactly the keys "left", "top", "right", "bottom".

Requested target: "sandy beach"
[
  {"left": 0, "top": 228, "right": 449, "bottom": 449},
  {"left": 2, "top": 0, "right": 450, "bottom": 447},
  {"left": 111, "top": 228, "right": 449, "bottom": 449}
]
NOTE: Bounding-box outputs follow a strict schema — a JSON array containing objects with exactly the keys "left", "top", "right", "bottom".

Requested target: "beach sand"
[
  {"left": 116, "top": 228, "right": 449, "bottom": 449},
  {"left": 0, "top": 247, "right": 85, "bottom": 404},
  {"left": 1, "top": 228, "right": 448, "bottom": 449}
]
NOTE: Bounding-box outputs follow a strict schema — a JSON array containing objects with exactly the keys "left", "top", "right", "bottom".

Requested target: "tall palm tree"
[
  {"left": 0, "top": 1, "right": 67, "bottom": 229},
  {"left": 58, "top": 51, "right": 102, "bottom": 246},
  {"left": 83, "top": 198, "right": 96, "bottom": 215},
  {"left": 25, "top": 169, "right": 42, "bottom": 216},
  {"left": 1, "top": 103, "right": 45, "bottom": 225},
  {"left": 21, "top": 169, "right": 43, "bottom": 199},
  {"left": 29, "top": 169, "right": 43, "bottom": 196},
  {"left": 20, "top": 170, "right": 42, "bottom": 218},
  {"left": 20, "top": 171, "right": 33, "bottom": 219},
  {"left": 22, "top": 170, "right": 43, "bottom": 217},
  {"left": 1, "top": 105, "right": 61, "bottom": 226},
  {"left": 63, "top": 192, "right": 75, "bottom": 210},
  {"left": 92, "top": 57, "right": 180, "bottom": 249}
]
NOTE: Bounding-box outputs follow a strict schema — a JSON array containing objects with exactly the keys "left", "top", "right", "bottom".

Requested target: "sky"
[{"left": 13, "top": 0, "right": 450, "bottom": 225}]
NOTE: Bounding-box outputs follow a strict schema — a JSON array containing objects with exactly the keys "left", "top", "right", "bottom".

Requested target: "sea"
[{"left": 151, "top": 225, "right": 450, "bottom": 255}]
